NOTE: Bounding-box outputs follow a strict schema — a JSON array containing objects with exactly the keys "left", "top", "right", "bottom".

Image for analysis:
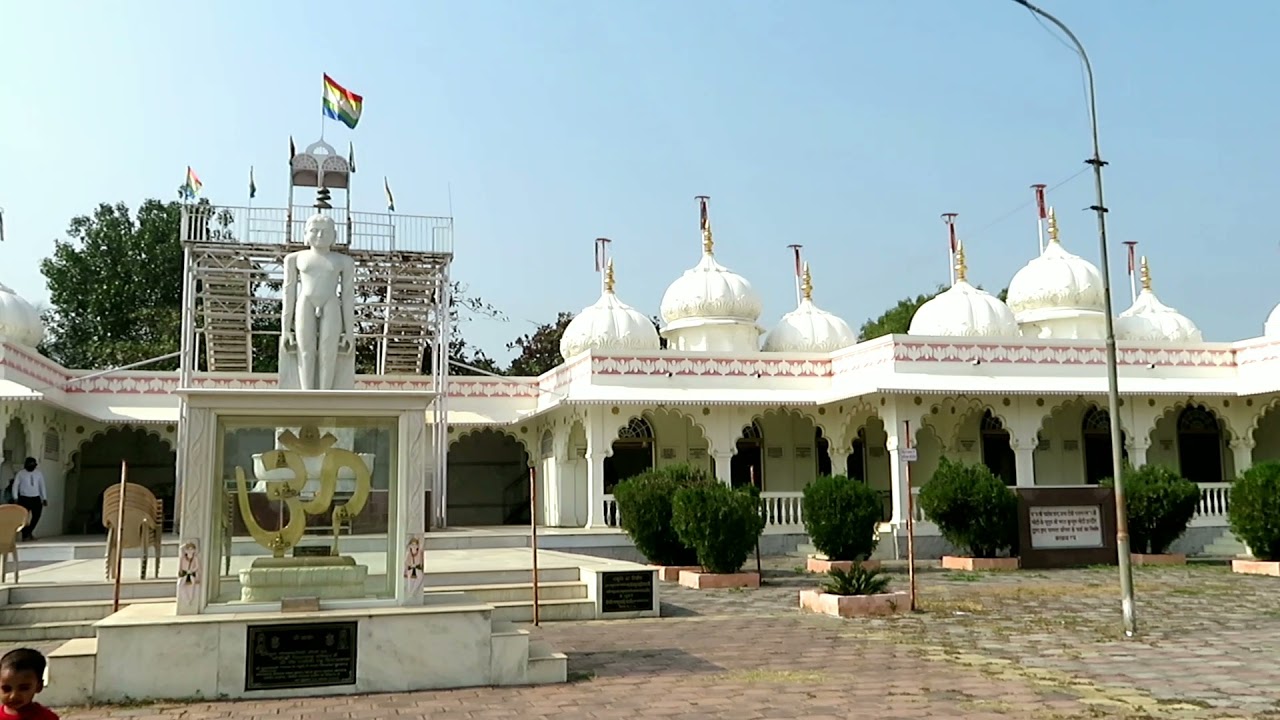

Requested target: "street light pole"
[{"left": 1011, "top": 0, "right": 1136, "bottom": 637}]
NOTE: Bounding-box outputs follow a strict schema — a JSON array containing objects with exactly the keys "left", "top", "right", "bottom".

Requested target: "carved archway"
[
  {"left": 446, "top": 428, "right": 531, "bottom": 527},
  {"left": 68, "top": 426, "right": 176, "bottom": 535},
  {"left": 1176, "top": 405, "right": 1226, "bottom": 484},
  {"left": 1080, "top": 406, "right": 1129, "bottom": 484},
  {"left": 979, "top": 410, "right": 1016, "bottom": 486},
  {"left": 605, "top": 416, "right": 655, "bottom": 493}
]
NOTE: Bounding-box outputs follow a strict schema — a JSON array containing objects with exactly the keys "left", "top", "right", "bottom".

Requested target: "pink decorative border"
[
  {"left": 592, "top": 355, "right": 833, "bottom": 378},
  {"left": 891, "top": 340, "right": 1237, "bottom": 369}
]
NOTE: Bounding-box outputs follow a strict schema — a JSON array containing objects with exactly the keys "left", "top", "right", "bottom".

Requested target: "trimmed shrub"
[
  {"left": 802, "top": 474, "right": 882, "bottom": 561},
  {"left": 672, "top": 482, "right": 766, "bottom": 574},
  {"left": 1100, "top": 464, "right": 1200, "bottom": 554},
  {"left": 917, "top": 458, "right": 1018, "bottom": 559},
  {"left": 821, "top": 565, "right": 891, "bottom": 596},
  {"left": 1229, "top": 461, "right": 1280, "bottom": 561},
  {"left": 613, "top": 463, "right": 712, "bottom": 566}
]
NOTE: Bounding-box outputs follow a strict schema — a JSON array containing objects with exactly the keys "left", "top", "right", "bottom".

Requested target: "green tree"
[
  {"left": 507, "top": 311, "right": 574, "bottom": 376},
  {"left": 859, "top": 286, "right": 1010, "bottom": 341},
  {"left": 41, "top": 200, "right": 188, "bottom": 370}
]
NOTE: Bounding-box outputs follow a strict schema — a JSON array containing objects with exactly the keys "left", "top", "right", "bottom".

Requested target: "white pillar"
[
  {"left": 1126, "top": 436, "right": 1150, "bottom": 469},
  {"left": 885, "top": 434, "right": 909, "bottom": 524},
  {"left": 712, "top": 450, "right": 733, "bottom": 487},
  {"left": 1013, "top": 439, "right": 1037, "bottom": 487},
  {"left": 1230, "top": 437, "right": 1255, "bottom": 479},
  {"left": 583, "top": 409, "right": 611, "bottom": 529}
]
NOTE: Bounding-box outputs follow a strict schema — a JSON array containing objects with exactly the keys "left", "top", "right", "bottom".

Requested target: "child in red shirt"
[{"left": 0, "top": 648, "right": 57, "bottom": 720}]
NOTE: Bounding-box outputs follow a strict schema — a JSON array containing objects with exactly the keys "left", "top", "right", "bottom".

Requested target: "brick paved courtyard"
[{"left": 61, "top": 559, "right": 1280, "bottom": 719}]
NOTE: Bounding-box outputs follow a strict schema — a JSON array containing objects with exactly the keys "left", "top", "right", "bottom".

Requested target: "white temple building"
[{"left": 0, "top": 196, "right": 1274, "bottom": 558}]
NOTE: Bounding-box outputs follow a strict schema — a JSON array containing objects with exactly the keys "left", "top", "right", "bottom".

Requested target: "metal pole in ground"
[
  {"left": 903, "top": 421, "right": 918, "bottom": 612},
  {"left": 530, "top": 466, "right": 540, "bottom": 627},
  {"left": 112, "top": 461, "right": 129, "bottom": 612}
]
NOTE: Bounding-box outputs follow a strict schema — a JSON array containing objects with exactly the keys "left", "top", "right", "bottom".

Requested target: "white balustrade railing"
[
  {"left": 598, "top": 490, "right": 806, "bottom": 532},
  {"left": 910, "top": 483, "right": 1232, "bottom": 528}
]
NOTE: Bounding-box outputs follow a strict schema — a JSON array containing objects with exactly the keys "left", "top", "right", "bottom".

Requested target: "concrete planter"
[
  {"left": 677, "top": 571, "right": 760, "bottom": 590},
  {"left": 806, "top": 556, "right": 881, "bottom": 574},
  {"left": 1232, "top": 559, "right": 1280, "bottom": 577},
  {"left": 941, "top": 556, "right": 1020, "bottom": 571},
  {"left": 653, "top": 565, "right": 702, "bottom": 582},
  {"left": 799, "top": 588, "right": 908, "bottom": 618},
  {"left": 1131, "top": 553, "right": 1186, "bottom": 566}
]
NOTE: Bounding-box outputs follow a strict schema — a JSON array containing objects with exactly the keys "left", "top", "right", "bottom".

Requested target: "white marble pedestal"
[{"left": 238, "top": 556, "right": 369, "bottom": 602}]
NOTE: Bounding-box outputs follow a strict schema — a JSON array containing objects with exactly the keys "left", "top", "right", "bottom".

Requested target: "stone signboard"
[
  {"left": 600, "top": 571, "right": 655, "bottom": 614},
  {"left": 1016, "top": 487, "right": 1117, "bottom": 569}
]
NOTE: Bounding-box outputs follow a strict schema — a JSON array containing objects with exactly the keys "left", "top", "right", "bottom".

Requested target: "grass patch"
[
  {"left": 717, "top": 669, "right": 826, "bottom": 684},
  {"left": 943, "top": 572, "right": 982, "bottom": 582},
  {"left": 567, "top": 670, "right": 596, "bottom": 683}
]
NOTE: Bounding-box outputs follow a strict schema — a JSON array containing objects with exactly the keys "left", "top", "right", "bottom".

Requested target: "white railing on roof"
[
  {"left": 180, "top": 204, "right": 453, "bottom": 255},
  {"left": 910, "top": 482, "right": 1232, "bottom": 528}
]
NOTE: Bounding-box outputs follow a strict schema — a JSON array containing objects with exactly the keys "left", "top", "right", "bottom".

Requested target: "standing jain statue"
[{"left": 280, "top": 213, "right": 357, "bottom": 390}]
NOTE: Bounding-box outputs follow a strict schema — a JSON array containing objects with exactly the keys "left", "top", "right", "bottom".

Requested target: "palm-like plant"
[{"left": 821, "top": 565, "right": 891, "bottom": 596}]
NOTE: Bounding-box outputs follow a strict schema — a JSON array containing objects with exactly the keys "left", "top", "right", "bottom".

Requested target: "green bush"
[
  {"left": 1229, "top": 461, "right": 1280, "bottom": 561},
  {"left": 821, "top": 565, "right": 891, "bottom": 596},
  {"left": 1100, "top": 464, "right": 1199, "bottom": 554},
  {"left": 613, "top": 463, "right": 711, "bottom": 566},
  {"left": 672, "top": 482, "right": 766, "bottom": 574},
  {"left": 802, "top": 474, "right": 882, "bottom": 561},
  {"left": 917, "top": 458, "right": 1018, "bottom": 558}
]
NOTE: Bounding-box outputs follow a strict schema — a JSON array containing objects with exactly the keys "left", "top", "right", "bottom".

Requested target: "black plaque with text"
[
  {"left": 601, "top": 571, "right": 654, "bottom": 613},
  {"left": 245, "top": 622, "right": 357, "bottom": 692}
]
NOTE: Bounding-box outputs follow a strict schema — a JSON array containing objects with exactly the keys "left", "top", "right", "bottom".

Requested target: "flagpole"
[
  {"left": 787, "top": 245, "right": 803, "bottom": 306},
  {"left": 320, "top": 74, "right": 326, "bottom": 142},
  {"left": 941, "top": 213, "right": 959, "bottom": 286},
  {"left": 1032, "top": 184, "right": 1048, "bottom": 254},
  {"left": 1123, "top": 241, "right": 1138, "bottom": 303}
]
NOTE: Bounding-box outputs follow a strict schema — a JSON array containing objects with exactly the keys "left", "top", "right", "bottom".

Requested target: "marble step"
[
  {"left": 42, "top": 638, "right": 97, "bottom": 709},
  {"left": 422, "top": 567, "right": 580, "bottom": 588},
  {"left": 491, "top": 598, "right": 597, "bottom": 623},
  {"left": 7, "top": 580, "right": 174, "bottom": 605},
  {"left": 0, "top": 598, "right": 169, "bottom": 626},
  {"left": 0, "top": 620, "right": 97, "bottom": 642},
  {"left": 424, "top": 581, "right": 587, "bottom": 604},
  {"left": 526, "top": 639, "right": 568, "bottom": 685}
]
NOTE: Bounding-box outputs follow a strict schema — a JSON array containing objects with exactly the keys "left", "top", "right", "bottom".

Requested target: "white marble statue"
[{"left": 280, "top": 213, "right": 357, "bottom": 390}]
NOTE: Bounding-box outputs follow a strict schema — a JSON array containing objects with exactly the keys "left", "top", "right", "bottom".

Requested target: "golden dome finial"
[
  {"left": 801, "top": 262, "right": 813, "bottom": 301},
  {"left": 697, "top": 195, "right": 714, "bottom": 255},
  {"left": 1047, "top": 206, "right": 1060, "bottom": 244},
  {"left": 954, "top": 242, "right": 967, "bottom": 283},
  {"left": 604, "top": 258, "right": 616, "bottom": 294},
  {"left": 1140, "top": 255, "right": 1151, "bottom": 292}
]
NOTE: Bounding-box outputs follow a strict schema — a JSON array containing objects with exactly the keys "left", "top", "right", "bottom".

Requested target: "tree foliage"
[
  {"left": 507, "top": 312, "right": 574, "bottom": 376},
  {"left": 41, "top": 198, "right": 504, "bottom": 375},
  {"left": 41, "top": 200, "right": 188, "bottom": 370},
  {"left": 859, "top": 285, "right": 1010, "bottom": 341}
]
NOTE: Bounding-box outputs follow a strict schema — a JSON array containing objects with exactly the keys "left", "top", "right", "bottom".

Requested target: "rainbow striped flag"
[
  {"left": 323, "top": 74, "right": 363, "bottom": 129},
  {"left": 182, "top": 166, "right": 202, "bottom": 199}
]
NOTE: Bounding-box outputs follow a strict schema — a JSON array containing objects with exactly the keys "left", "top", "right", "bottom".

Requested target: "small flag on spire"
[
  {"left": 182, "top": 167, "right": 202, "bottom": 200},
  {"left": 788, "top": 244, "right": 803, "bottom": 277},
  {"left": 289, "top": 136, "right": 296, "bottom": 159},
  {"left": 594, "top": 237, "right": 612, "bottom": 272},
  {"left": 0, "top": 207, "right": 6, "bottom": 243},
  {"left": 323, "top": 74, "right": 364, "bottom": 130},
  {"left": 383, "top": 177, "right": 395, "bottom": 213},
  {"left": 1032, "top": 183, "right": 1048, "bottom": 220},
  {"left": 348, "top": 142, "right": 356, "bottom": 173},
  {"left": 249, "top": 166, "right": 257, "bottom": 199}
]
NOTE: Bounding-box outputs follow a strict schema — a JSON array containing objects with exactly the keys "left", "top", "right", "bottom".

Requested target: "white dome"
[
  {"left": 0, "top": 283, "right": 44, "bottom": 347},
  {"left": 763, "top": 267, "right": 856, "bottom": 352},
  {"left": 1266, "top": 304, "right": 1280, "bottom": 338},
  {"left": 659, "top": 224, "right": 762, "bottom": 325},
  {"left": 909, "top": 280, "right": 1020, "bottom": 338},
  {"left": 1115, "top": 258, "right": 1202, "bottom": 343},
  {"left": 1006, "top": 211, "right": 1105, "bottom": 318},
  {"left": 559, "top": 262, "right": 661, "bottom": 360}
]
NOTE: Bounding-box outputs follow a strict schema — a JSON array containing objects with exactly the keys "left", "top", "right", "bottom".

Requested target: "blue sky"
[{"left": 2, "top": 1, "right": 1276, "bottom": 363}]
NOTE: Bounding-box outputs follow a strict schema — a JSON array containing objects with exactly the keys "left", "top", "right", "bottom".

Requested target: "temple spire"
[
  {"left": 800, "top": 263, "right": 813, "bottom": 302},
  {"left": 1047, "top": 206, "right": 1060, "bottom": 244},
  {"left": 1140, "top": 255, "right": 1152, "bottom": 292},
  {"left": 954, "top": 242, "right": 968, "bottom": 283},
  {"left": 604, "top": 258, "right": 616, "bottom": 294}
]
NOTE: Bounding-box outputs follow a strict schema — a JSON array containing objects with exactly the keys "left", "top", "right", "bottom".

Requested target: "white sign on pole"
[
  {"left": 899, "top": 447, "right": 918, "bottom": 462},
  {"left": 1028, "top": 505, "right": 1104, "bottom": 549}
]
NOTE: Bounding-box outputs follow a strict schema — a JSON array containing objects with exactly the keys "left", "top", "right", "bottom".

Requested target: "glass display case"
[{"left": 207, "top": 414, "right": 400, "bottom": 606}]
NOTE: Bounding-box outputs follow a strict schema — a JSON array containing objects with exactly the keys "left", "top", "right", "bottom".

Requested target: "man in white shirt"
[{"left": 11, "top": 458, "right": 46, "bottom": 541}]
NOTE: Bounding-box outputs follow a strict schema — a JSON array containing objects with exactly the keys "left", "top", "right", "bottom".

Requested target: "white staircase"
[{"left": 1202, "top": 528, "right": 1249, "bottom": 558}]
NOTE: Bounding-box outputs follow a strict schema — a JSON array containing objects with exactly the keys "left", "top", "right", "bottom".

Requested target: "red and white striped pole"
[
  {"left": 1123, "top": 241, "right": 1138, "bottom": 303},
  {"left": 941, "top": 213, "right": 959, "bottom": 286},
  {"left": 1031, "top": 183, "right": 1048, "bottom": 254},
  {"left": 787, "top": 244, "right": 803, "bottom": 306}
]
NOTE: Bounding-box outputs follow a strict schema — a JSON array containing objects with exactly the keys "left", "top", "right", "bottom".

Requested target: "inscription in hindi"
[
  {"left": 600, "top": 571, "right": 654, "bottom": 613},
  {"left": 1029, "top": 505, "right": 1104, "bottom": 549},
  {"left": 246, "top": 622, "right": 357, "bottom": 691}
]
